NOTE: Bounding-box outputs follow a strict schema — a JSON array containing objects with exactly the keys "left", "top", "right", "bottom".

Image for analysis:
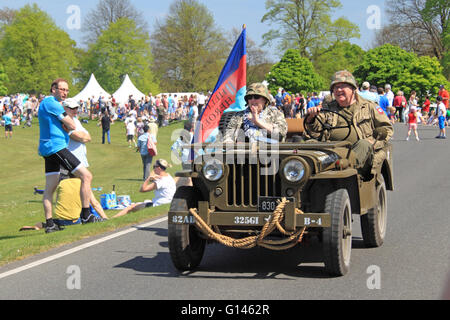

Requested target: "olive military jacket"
[{"left": 304, "top": 97, "right": 394, "bottom": 151}]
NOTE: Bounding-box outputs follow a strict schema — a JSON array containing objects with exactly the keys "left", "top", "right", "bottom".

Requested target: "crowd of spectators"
[
  {"left": 73, "top": 92, "right": 210, "bottom": 128},
  {"left": 4, "top": 78, "right": 450, "bottom": 233},
  {"left": 3, "top": 83, "right": 448, "bottom": 134},
  {"left": 265, "top": 83, "right": 450, "bottom": 128}
]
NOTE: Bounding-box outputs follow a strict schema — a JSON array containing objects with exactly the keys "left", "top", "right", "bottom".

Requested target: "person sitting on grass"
[
  {"left": 22, "top": 160, "right": 177, "bottom": 230},
  {"left": 21, "top": 171, "right": 107, "bottom": 231},
  {"left": 112, "top": 159, "right": 176, "bottom": 218}
]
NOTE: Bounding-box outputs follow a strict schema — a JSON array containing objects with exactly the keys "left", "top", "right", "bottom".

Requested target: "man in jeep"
[{"left": 304, "top": 70, "right": 393, "bottom": 174}]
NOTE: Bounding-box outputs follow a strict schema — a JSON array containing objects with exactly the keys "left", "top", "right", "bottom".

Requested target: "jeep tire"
[
  {"left": 323, "top": 188, "right": 352, "bottom": 277},
  {"left": 168, "top": 186, "right": 206, "bottom": 271},
  {"left": 361, "top": 175, "right": 387, "bottom": 248}
]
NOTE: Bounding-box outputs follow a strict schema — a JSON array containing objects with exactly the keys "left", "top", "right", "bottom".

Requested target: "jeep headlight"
[
  {"left": 202, "top": 159, "right": 224, "bottom": 182},
  {"left": 283, "top": 159, "right": 305, "bottom": 183}
]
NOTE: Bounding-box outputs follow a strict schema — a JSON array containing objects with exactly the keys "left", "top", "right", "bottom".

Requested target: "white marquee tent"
[
  {"left": 112, "top": 74, "right": 145, "bottom": 106},
  {"left": 72, "top": 73, "right": 110, "bottom": 102}
]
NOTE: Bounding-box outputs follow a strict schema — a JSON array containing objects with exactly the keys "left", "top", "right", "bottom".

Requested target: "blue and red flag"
[{"left": 194, "top": 27, "right": 247, "bottom": 144}]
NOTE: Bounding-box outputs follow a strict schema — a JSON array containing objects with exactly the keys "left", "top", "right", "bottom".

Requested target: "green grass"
[{"left": 0, "top": 117, "right": 185, "bottom": 266}]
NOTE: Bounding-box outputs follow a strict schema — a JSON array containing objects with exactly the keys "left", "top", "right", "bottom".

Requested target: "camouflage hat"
[
  {"left": 245, "top": 83, "right": 271, "bottom": 106},
  {"left": 330, "top": 70, "right": 358, "bottom": 91}
]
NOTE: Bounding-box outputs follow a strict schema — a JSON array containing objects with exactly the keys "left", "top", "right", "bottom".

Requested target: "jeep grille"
[{"left": 226, "top": 163, "right": 282, "bottom": 207}]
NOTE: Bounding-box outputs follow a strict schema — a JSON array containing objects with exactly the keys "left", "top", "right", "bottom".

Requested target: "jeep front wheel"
[
  {"left": 323, "top": 189, "right": 352, "bottom": 277},
  {"left": 168, "top": 187, "right": 206, "bottom": 271}
]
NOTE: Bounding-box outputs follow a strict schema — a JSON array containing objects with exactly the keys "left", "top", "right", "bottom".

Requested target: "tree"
[
  {"left": 265, "top": 49, "right": 325, "bottom": 94},
  {"left": 82, "top": 0, "right": 148, "bottom": 44},
  {"left": 151, "top": 0, "right": 229, "bottom": 92},
  {"left": 0, "top": 63, "right": 8, "bottom": 95},
  {"left": 353, "top": 44, "right": 449, "bottom": 99},
  {"left": 442, "top": 24, "right": 450, "bottom": 79},
  {"left": 376, "top": 0, "right": 448, "bottom": 60},
  {"left": 81, "top": 18, "right": 159, "bottom": 94},
  {"left": 0, "top": 7, "right": 16, "bottom": 26},
  {"left": 373, "top": 23, "right": 435, "bottom": 57},
  {"left": 0, "top": 4, "right": 78, "bottom": 94},
  {"left": 261, "top": 0, "right": 360, "bottom": 58},
  {"left": 423, "top": 0, "right": 450, "bottom": 79},
  {"left": 313, "top": 41, "right": 365, "bottom": 84}
]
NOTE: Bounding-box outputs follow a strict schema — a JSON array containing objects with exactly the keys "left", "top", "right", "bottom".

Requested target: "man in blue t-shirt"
[
  {"left": 38, "top": 78, "right": 99, "bottom": 234},
  {"left": 377, "top": 87, "right": 389, "bottom": 116},
  {"left": 306, "top": 95, "right": 316, "bottom": 110}
]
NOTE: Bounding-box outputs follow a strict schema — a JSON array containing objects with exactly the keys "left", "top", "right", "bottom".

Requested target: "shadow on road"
[{"left": 113, "top": 227, "right": 364, "bottom": 279}]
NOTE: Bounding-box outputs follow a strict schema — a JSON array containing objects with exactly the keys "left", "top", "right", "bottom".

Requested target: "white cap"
[{"left": 62, "top": 98, "right": 80, "bottom": 109}]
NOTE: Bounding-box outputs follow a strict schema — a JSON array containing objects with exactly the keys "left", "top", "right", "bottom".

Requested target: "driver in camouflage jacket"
[{"left": 304, "top": 70, "right": 394, "bottom": 172}]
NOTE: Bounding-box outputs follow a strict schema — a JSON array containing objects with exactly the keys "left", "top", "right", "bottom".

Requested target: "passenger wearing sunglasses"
[{"left": 223, "top": 83, "right": 287, "bottom": 143}]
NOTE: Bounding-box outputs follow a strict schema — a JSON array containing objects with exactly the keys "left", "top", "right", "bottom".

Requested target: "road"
[{"left": 1, "top": 123, "right": 449, "bottom": 301}]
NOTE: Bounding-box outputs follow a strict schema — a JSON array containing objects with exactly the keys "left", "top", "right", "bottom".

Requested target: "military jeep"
[{"left": 168, "top": 114, "right": 393, "bottom": 276}]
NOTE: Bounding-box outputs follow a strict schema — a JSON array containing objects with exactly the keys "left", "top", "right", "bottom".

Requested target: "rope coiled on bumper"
[{"left": 188, "top": 198, "right": 306, "bottom": 250}]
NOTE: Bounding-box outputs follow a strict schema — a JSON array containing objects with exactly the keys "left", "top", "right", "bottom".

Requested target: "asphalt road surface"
[{"left": 1, "top": 123, "right": 449, "bottom": 301}]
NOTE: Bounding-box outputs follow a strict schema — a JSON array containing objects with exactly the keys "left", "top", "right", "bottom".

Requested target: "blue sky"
[{"left": 3, "top": 0, "right": 387, "bottom": 57}]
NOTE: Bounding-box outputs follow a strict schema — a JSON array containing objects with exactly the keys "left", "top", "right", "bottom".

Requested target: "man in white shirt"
[
  {"left": 197, "top": 92, "right": 206, "bottom": 115},
  {"left": 125, "top": 115, "right": 137, "bottom": 147},
  {"left": 385, "top": 84, "right": 394, "bottom": 107},
  {"left": 436, "top": 96, "right": 447, "bottom": 139}
]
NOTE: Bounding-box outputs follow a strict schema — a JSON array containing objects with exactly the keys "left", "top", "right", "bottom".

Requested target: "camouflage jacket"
[
  {"left": 304, "top": 98, "right": 394, "bottom": 150},
  {"left": 223, "top": 106, "right": 288, "bottom": 142}
]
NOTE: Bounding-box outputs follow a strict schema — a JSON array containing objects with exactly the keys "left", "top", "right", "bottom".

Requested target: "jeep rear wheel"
[
  {"left": 323, "top": 189, "right": 352, "bottom": 277},
  {"left": 361, "top": 175, "right": 387, "bottom": 248},
  {"left": 168, "top": 187, "right": 206, "bottom": 271}
]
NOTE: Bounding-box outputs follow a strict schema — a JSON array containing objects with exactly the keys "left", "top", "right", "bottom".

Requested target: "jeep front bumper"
[{"left": 168, "top": 201, "right": 331, "bottom": 230}]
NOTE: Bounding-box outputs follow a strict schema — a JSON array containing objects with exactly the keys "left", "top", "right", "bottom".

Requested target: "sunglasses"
[{"left": 247, "top": 95, "right": 263, "bottom": 100}]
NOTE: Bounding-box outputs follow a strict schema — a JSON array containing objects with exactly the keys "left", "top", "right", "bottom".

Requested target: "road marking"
[{"left": 0, "top": 216, "right": 168, "bottom": 280}]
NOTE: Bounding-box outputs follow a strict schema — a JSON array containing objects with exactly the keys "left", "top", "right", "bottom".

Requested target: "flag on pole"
[{"left": 194, "top": 26, "right": 247, "bottom": 144}]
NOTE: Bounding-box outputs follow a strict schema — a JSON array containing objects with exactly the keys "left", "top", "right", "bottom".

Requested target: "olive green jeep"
[{"left": 168, "top": 114, "right": 393, "bottom": 276}]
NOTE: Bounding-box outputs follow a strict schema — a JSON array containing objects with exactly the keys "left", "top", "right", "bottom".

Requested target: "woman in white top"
[
  {"left": 62, "top": 99, "right": 108, "bottom": 219},
  {"left": 112, "top": 159, "right": 177, "bottom": 218}
]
